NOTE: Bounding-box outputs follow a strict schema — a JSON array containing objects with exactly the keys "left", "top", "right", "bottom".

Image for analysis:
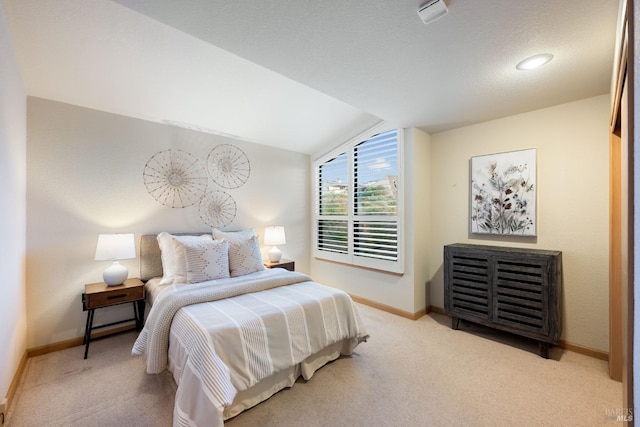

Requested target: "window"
[{"left": 314, "top": 126, "right": 403, "bottom": 273}]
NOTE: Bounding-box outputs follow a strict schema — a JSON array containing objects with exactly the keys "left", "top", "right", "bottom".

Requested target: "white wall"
[
  {"left": 309, "top": 127, "right": 432, "bottom": 316},
  {"left": 0, "top": 3, "right": 27, "bottom": 401},
  {"left": 26, "top": 97, "right": 310, "bottom": 348},
  {"left": 429, "top": 95, "right": 610, "bottom": 351}
]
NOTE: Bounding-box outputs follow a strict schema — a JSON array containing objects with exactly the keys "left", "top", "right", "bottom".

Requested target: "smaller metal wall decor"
[
  {"left": 470, "top": 148, "right": 537, "bottom": 236},
  {"left": 143, "top": 149, "right": 208, "bottom": 208},
  {"left": 198, "top": 190, "right": 237, "bottom": 228},
  {"left": 207, "top": 144, "right": 251, "bottom": 189}
]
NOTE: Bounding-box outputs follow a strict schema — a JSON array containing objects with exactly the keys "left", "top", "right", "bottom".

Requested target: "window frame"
[{"left": 313, "top": 123, "right": 404, "bottom": 274}]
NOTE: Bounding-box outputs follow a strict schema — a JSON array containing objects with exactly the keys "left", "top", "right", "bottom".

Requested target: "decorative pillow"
[
  {"left": 180, "top": 239, "right": 230, "bottom": 284},
  {"left": 227, "top": 235, "right": 266, "bottom": 277},
  {"left": 157, "top": 233, "right": 212, "bottom": 285},
  {"left": 212, "top": 227, "right": 256, "bottom": 241},
  {"left": 171, "top": 235, "right": 214, "bottom": 284}
]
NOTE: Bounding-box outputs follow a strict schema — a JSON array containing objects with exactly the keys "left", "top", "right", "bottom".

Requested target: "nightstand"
[
  {"left": 264, "top": 258, "right": 295, "bottom": 271},
  {"left": 82, "top": 278, "right": 145, "bottom": 359}
]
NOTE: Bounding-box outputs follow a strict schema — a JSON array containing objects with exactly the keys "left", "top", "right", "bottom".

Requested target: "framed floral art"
[{"left": 470, "top": 148, "right": 536, "bottom": 236}]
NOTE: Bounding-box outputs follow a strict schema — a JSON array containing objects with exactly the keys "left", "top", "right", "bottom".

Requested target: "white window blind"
[
  {"left": 314, "top": 126, "right": 403, "bottom": 273},
  {"left": 317, "top": 152, "right": 348, "bottom": 254}
]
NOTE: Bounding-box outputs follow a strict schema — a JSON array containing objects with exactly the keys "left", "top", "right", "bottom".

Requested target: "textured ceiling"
[{"left": 2, "top": 0, "right": 621, "bottom": 155}]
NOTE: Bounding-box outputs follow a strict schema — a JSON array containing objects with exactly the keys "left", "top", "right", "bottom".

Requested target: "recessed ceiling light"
[{"left": 516, "top": 53, "right": 553, "bottom": 70}]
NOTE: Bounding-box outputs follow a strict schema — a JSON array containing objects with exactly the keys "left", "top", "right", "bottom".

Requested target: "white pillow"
[
  {"left": 212, "top": 227, "right": 255, "bottom": 241},
  {"left": 180, "top": 239, "right": 230, "bottom": 284},
  {"left": 227, "top": 235, "right": 266, "bottom": 277},
  {"left": 156, "top": 233, "right": 212, "bottom": 285},
  {"left": 171, "top": 235, "right": 213, "bottom": 284},
  {"left": 157, "top": 232, "right": 177, "bottom": 285}
]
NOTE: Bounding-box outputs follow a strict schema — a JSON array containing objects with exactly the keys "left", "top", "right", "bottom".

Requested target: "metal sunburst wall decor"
[
  {"left": 143, "top": 149, "right": 208, "bottom": 208},
  {"left": 207, "top": 144, "right": 251, "bottom": 189},
  {"left": 198, "top": 190, "right": 237, "bottom": 228}
]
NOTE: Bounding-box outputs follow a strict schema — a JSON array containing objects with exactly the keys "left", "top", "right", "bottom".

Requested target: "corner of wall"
[
  {"left": 0, "top": 1, "right": 28, "bottom": 411},
  {"left": 405, "top": 127, "right": 432, "bottom": 312}
]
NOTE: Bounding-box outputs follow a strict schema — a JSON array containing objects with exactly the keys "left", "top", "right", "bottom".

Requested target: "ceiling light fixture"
[
  {"left": 417, "top": 0, "right": 448, "bottom": 25},
  {"left": 516, "top": 53, "right": 553, "bottom": 70}
]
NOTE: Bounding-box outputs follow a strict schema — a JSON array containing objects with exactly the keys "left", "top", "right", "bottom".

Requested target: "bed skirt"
[{"left": 170, "top": 339, "right": 349, "bottom": 424}]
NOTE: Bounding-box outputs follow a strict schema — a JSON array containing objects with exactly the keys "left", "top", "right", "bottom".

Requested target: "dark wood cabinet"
[{"left": 444, "top": 244, "right": 562, "bottom": 358}]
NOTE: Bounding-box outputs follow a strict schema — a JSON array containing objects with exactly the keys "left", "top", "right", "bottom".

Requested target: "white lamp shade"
[
  {"left": 264, "top": 226, "right": 286, "bottom": 246},
  {"left": 95, "top": 234, "right": 135, "bottom": 286},
  {"left": 95, "top": 234, "right": 136, "bottom": 261}
]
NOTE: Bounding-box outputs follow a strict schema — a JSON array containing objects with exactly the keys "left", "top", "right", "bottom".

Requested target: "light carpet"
[{"left": 6, "top": 303, "right": 622, "bottom": 426}]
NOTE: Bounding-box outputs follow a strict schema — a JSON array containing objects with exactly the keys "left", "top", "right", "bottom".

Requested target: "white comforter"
[{"left": 132, "top": 269, "right": 368, "bottom": 426}]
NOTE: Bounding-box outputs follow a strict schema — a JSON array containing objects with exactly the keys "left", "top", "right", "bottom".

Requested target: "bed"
[{"left": 131, "top": 231, "right": 369, "bottom": 426}]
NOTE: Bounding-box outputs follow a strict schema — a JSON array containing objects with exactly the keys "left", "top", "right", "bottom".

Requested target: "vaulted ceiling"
[{"left": 2, "top": 0, "right": 620, "bottom": 155}]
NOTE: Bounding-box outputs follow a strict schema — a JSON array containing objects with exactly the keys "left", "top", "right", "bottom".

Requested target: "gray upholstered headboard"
[
  {"left": 139, "top": 235, "right": 163, "bottom": 282},
  {"left": 139, "top": 233, "right": 210, "bottom": 282}
]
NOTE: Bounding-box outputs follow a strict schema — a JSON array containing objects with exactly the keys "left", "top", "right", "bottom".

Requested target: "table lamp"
[
  {"left": 94, "top": 233, "right": 136, "bottom": 286},
  {"left": 264, "top": 226, "right": 286, "bottom": 262}
]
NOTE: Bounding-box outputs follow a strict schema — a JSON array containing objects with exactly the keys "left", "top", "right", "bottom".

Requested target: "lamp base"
[
  {"left": 268, "top": 246, "right": 282, "bottom": 263},
  {"left": 103, "top": 261, "right": 129, "bottom": 286}
]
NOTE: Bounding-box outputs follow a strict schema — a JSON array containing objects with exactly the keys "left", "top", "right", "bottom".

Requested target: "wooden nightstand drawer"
[
  {"left": 264, "top": 259, "right": 295, "bottom": 271},
  {"left": 84, "top": 278, "right": 144, "bottom": 310}
]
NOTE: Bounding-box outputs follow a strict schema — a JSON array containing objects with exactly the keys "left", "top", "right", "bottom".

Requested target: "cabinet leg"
[
  {"left": 538, "top": 342, "right": 549, "bottom": 359},
  {"left": 452, "top": 316, "right": 460, "bottom": 330}
]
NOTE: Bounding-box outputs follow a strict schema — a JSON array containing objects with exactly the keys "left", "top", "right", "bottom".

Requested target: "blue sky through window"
[{"left": 321, "top": 129, "right": 398, "bottom": 192}]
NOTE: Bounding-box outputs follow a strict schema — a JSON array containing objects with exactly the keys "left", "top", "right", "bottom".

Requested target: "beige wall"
[
  {"left": 310, "top": 127, "right": 432, "bottom": 316},
  {"left": 429, "top": 94, "right": 610, "bottom": 351},
  {"left": 22, "top": 88, "right": 612, "bottom": 353},
  {"left": 0, "top": 3, "right": 27, "bottom": 401},
  {"left": 26, "top": 97, "right": 310, "bottom": 348},
  {"left": 312, "top": 95, "right": 610, "bottom": 351},
  {"left": 408, "top": 128, "right": 431, "bottom": 312}
]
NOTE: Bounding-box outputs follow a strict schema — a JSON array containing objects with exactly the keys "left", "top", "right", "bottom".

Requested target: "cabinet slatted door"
[
  {"left": 444, "top": 244, "right": 561, "bottom": 358},
  {"left": 448, "top": 254, "right": 490, "bottom": 319},
  {"left": 494, "top": 259, "right": 546, "bottom": 334}
]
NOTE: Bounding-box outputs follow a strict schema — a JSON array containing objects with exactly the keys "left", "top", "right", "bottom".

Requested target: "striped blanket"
[{"left": 132, "top": 268, "right": 368, "bottom": 426}]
